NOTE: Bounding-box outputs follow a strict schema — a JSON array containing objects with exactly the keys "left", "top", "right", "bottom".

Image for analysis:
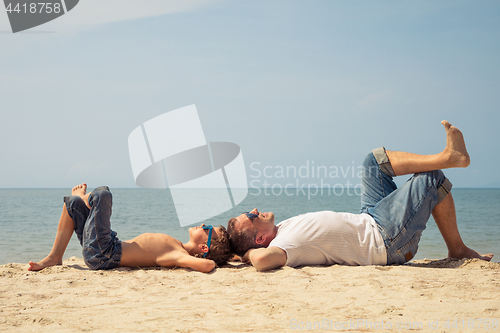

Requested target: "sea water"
[{"left": 0, "top": 188, "right": 499, "bottom": 265}]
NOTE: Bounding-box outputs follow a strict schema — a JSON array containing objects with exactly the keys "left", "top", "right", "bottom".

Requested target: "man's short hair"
[
  {"left": 227, "top": 217, "right": 263, "bottom": 256},
  {"left": 195, "top": 225, "right": 233, "bottom": 266}
]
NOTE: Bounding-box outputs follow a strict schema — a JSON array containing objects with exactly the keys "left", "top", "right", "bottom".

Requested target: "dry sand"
[{"left": 1, "top": 257, "right": 499, "bottom": 332}]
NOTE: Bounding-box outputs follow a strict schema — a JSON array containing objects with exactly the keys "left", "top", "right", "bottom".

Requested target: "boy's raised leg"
[
  {"left": 28, "top": 184, "right": 89, "bottom": 271},
  {"left": 386, "top": 120, "right": 470, "bottom": 176},
  {"left": 432, "top": 193, "right": 493, "bottom": 261}
]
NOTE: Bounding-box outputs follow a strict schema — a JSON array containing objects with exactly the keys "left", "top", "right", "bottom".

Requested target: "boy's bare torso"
[{"left": 120, "top": 233, "right": 187, "bottom": 268}]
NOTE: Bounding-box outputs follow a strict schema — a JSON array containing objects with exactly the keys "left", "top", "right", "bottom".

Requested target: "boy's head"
[{"left": 193, "top": 225, "right": 232, "bottom": 266}]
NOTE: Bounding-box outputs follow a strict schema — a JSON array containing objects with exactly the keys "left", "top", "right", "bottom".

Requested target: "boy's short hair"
[{"left": 195, "top": 225, "right": 232, "bottom": 266}]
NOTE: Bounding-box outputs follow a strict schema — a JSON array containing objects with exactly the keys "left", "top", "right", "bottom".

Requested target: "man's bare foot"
[
  {"left": 28, "top": 256, "right": 62, "bottom": 271},
  {"left": 441, "top": 120, "right": 470, "bottom": 168},
  {"left": 449, "top": 246, "right": 493, "bottom": 262}
]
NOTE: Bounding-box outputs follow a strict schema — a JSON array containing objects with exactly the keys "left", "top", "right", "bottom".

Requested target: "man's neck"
[{"left": 262, "top": 224, "right": 279, "bottom": 247}]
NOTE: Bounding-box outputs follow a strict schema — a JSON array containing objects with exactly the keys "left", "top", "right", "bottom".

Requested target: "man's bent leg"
[
  {"left": 82, "top": 186, "right": 122, "bottom": 270},
  {"left": 360, "top": 147, "right": 398, "bottom": 214},
  {"left": 369, "top": 170, "right": 452, "bottom": 264},
  {"left": 386, "top": 120, "right": 470, "bottom": 176},
  {"left": 432, "top": 194, "right": 493, "bottom": 261}
]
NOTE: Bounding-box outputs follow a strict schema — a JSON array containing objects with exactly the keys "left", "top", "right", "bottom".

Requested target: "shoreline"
[{"left": 2, "top": 257, "right": 499, "bottom": 332}]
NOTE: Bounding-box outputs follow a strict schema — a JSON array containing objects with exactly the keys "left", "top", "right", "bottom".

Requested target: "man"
[
  {"left": 29, "top": 184, "right": 232, "bottom": 273},
  {"left": 227, "top": 121, "right": 493, "bottom": 271}
]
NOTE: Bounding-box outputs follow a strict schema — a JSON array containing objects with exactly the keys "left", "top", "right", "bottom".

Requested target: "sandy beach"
[{"left": 1, "top": 257, "right": 499, "bottom": 332}]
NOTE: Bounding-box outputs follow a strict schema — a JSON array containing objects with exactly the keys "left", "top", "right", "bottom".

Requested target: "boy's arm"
[
  {"left": 175, "top": 254, "right": 216, "bottom": 273},
  {"left": 244, "top": 246, "right": 287, "bottom": 271}
]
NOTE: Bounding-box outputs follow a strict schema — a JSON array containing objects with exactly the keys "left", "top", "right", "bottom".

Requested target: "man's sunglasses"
[
  {"left": 243, "top": 212, "right": 259, "bottom": 241},
  {"left": 243, "top": 212, "right": 259, "bottom": 220},
  {"left": 202, "top": 225, "right": 213, "bottom": 258}
]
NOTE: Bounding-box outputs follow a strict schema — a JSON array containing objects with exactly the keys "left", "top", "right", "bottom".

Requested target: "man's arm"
[{"left": 244, "top": 246, "right": 287, "bottom": 271}]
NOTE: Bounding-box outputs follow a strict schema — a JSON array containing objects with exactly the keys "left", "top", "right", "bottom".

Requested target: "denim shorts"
[
  {"left": 64, "top": 186, "right": 122, "bottom": 270},
  {"left": 360, "top": 147, "right": 452, "bottom": 265}
]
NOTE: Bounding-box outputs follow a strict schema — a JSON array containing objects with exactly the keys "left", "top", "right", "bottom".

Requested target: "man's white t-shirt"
[{"left": 268, "top": 211, "right": 387, "bottom": 267}]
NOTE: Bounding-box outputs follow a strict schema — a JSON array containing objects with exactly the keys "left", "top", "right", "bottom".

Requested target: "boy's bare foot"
[
  {"left": 71, "top": 183, "right": 87, "bottom": 197},
  {"left": 449, "top": 246, "right": 494, "bottom": 262},
  {"left": 71, "top": 183, "right": 91, "bottom": 209},
  {"left": 441, "top": 120, "right": 470, "bottom": 168},
  {"left": 28, "top": 256, "right": 62, "bottom": 271}
]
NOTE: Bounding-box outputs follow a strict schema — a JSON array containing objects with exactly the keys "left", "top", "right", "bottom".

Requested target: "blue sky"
[{"left": 1, "top": 0, "right": 499, "bottom": 188}]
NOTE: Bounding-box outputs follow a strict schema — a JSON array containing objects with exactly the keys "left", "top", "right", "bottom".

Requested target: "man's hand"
[
  {"left": 241, "top": 249, "right": 254, "bottom": 263},
  {"left": 245, "top": 246, "right": 287, "bottom": 272}
]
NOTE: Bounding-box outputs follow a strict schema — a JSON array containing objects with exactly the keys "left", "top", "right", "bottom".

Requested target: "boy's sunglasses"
[{"left": 202, "top": 225, "right": 213, "bottom": 258}]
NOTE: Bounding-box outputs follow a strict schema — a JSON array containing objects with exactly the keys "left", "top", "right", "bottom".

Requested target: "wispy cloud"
[{"left": 356, "top": 89, "right": 393, "bottom": 110}]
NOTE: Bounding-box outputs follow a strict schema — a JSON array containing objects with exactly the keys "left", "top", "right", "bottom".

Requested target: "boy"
[{"left": 29, "top": 184, "right": 231, "bottom": 273}]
